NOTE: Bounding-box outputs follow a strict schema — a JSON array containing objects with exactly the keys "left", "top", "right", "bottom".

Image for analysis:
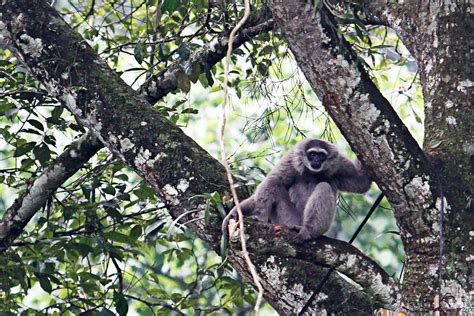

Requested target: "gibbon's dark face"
[{"left": 306, "top": 148, "right": 327, "bottom": 171}]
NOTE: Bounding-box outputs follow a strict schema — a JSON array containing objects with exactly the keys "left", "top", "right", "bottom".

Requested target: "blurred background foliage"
[{"left": 0, "top": 0, "right": 423, "bottom": 314}]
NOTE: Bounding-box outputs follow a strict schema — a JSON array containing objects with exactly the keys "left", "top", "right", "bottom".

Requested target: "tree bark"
[
  {"left": 0, "top": 132, "right": 102, "bottom": 249},
  {"left": 0, "top": 6, "right": 272, "bottom": 249}
]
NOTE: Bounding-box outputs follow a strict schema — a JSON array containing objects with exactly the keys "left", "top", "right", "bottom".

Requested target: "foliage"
[{"left": 0, "top": 0, "right": 422, "bottom": 314}]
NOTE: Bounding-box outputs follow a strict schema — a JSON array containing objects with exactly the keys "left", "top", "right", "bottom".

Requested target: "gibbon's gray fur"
[{"left": 222, "top": 139, "right": 372, "bottom": 243}]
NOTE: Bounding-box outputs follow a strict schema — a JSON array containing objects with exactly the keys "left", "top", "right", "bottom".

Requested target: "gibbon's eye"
[
  {"left": 307, "top": 150, "right": 326, "bottom": 161},
  {"left": 308, "top": 151, "right": 317, "bottom": 159},
  {"left": 317, "top": 152, "right": 327, "bottom": 161}
]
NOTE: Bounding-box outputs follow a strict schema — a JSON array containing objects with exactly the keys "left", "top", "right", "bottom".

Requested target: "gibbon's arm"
[
  {"left": 333, "top": 156, "right": 372, "bottom": 193},
  {"left": 265, "top": 149, "right": 300, "bottom": 187}
]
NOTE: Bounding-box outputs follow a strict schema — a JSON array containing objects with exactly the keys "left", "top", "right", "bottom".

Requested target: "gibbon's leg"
[
  {"left": 294, "top": 182, "right": 336, "bottom": 244},
  {"left": 254, "top": 177, "right": 298, "bottom": 225}
]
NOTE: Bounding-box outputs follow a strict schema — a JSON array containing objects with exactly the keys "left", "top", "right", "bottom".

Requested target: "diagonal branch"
[
  {"left": 0, "top": 6, "right": 273, "bottom": 250},
  {"left": 141, "top": 10, "right": 273, "bottom": 104}
]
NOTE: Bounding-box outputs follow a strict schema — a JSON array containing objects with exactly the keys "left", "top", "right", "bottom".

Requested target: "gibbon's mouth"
[{"left": 309, "top": 163, "right": 323, "bottom": 172}]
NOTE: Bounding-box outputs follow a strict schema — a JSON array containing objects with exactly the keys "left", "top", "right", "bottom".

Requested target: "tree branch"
[
  {"left": 0, "top": 5, "right": 273, "bottom": 249},
  {"left": 140, "top": 10, "right": 273, "bottom": 104},
  {"left": 239, "top": 221, "right": 400, "bottom": 307},
  {"left": 0, "top": 132, "right": 102, "bottom": 249}
]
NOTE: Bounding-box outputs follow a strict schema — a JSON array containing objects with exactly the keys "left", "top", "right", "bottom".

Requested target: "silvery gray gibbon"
[{"left": 222, "top": 139, "right": 372, "bottom": 243}]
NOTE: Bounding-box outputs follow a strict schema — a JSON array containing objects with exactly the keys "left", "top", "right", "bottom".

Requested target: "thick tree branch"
[
  {"left": 359, "top": 1, "right": 472, "bottom": 199},
  {"left": 269, "top": 0, "right": 445, "bottom": 309},
  {"left": 0, "top": 6, "right": 272, "bottom": 249},
  {"left": 240, "top": 221, "right": 400, "bottom": 306}
]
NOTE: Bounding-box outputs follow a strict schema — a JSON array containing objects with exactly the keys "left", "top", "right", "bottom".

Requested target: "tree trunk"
[{"left": 270, "top": 0, "right": 473, "bottom": 313}]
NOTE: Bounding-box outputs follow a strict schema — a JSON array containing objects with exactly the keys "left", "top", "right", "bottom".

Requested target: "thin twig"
[{"left": 219, "top": 0, "right": 265, "bottom": 314}]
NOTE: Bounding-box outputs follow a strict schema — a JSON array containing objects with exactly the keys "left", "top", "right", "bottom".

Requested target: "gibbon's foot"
[
  {"left": 293, "top": 230, "right": 311, "bottom": 244},
  {"left": 286, "top": 224, "right": 303, "bottom": 232}
]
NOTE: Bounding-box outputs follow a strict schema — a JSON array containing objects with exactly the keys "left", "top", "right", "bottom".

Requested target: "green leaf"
[
  {"left": 44, "top": 135, "right": 56, "bottom": 146},
  {"left": 0, "top": 101, "right": 14, "bottom": 114},
  {"left": 176, "top": 72, "right": 191, "bottom": 93},
  {"left": 161, "top": 0, "right": 180, "bottom": 13},
  {"left": 134, "top": 42, "right": 145, "bottom": 64},
  {"left": 134, "top": 184, "right": 156, "bottom": 200},
  {"left": 50, "top": 106, "right": 63, "bottom": 124},
  {"left": 129, "top": 225, "right": 142, "bottom": 240},
  {"left": 103, "top": 184, "right": 116, "bottom": 195},
  {"left": 114, "top": 292, "right": 129, "bottom": 316},
  {"left": 180, "top": 108, "right": 198, "bottom": 114},
  {"left": 103, "top": 231, "right": 134, "bottom": 244},
  {"left": 20, "top": 158, "right": 35, "bottom": 169},
  {"left": 82, "top": 184, "right": 93, "bottom": 199},
  {"left": 78, "top": 272, "right": 101, "bottom": 281},
  {"left": 13, "top": 142, "right": 35, "bottom": 157},
  {"left": 21, "top": 128, "right": 42, "bottom": 135},
  {"left": 108, "top": 246, "right": 125, "bottom": 261},
  {"left": 33, "top": 143, "right": 51, "bottom": 165},
  {"left": 209, "top": 191, "right": 221, "bottom": 204},
  {"left": 65, "top": 242, "right": 94, "bottom": 257},
  {"left": 27, "top": 119, "right": 44, "bottom": 131},
  {"left": 105, "top": 207, "right": 124, "bottom": 220},
  {"left": 188, "top": 62, "right": 201, "bottom": 83},
  {"left": 112, "top": 161, "right": 126, "bottom": 173},
  {"left": 37, "top": 274, "right": 52, "bottom": 293},
  {"left": 257, "top": 63, "right": 268, "bottom": 76},
  {"left": 176, "top": 248, "right": 193, "bottom": 261}
]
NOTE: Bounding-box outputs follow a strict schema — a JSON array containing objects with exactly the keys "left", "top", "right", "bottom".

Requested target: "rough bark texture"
[
  {"left": 0, "top": 1, "right": 397, "bottom": 314},
  {"left": 270, "top": 0, "right": 473, "bottom": 313},
  {"left": 359, "top": 1, "right": 474, "bottom": 312}
]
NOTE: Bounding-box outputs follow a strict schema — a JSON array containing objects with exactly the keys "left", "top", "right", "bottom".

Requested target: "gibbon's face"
[{"left": 305, "top": 147, "right": 328, "bottom": 172}]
